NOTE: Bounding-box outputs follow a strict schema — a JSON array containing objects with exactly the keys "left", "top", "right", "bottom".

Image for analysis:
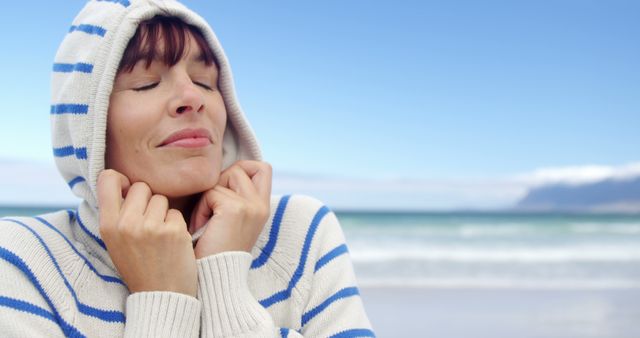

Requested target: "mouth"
[{"left": 159, "top": 128, "right": 212, "bottom": 148}]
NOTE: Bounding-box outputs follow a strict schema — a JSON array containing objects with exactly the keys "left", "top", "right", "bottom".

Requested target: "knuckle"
[
  {"left": 100, "top": 169, "right": 116, "bottom": 179},
  {"left": 158, "top": 223, "right": 184, "bottom": 241},
  {"left": 228, "top": 201, "right": 247, "bottom": 215},
  {"left": 119, "top": 223, "right": 138, "bottom": 239},
  {"left": 130, "top": 181, "right": 150, "bottom": 193},
  {"left": 117, "top": 216, "right": 141, "bottom": 237},
  {"left": 151, "top": 194, "right": 168, "bottom": 205},
  {"left": 142, "top": 217, "right": 159, "bottom": 230},
  {"left": 97, "top": 170, "right": 115, "bottom": 187},
  {"left": 257, "top": 205, "right": 269, "bottom": 219},
  {"left": 167, "top": 209, "right": 186, "bottom": 225}
]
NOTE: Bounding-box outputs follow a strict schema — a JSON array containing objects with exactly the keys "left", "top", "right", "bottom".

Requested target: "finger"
[
  {"left": 189, "top": 190, "right": 216, "bottom": 234},
  {"left": 217, "top": 164, "right": 234, "bottom": 189},
  {"left": 221, "top": 165, "right": 259, "bottom": 198},
  {"left": 144, "top": 194, "right": 169, "bottom": 223},
  {"left": 97, "top": 169, "right": 131, "bottom": 228},
  {"left": 165, "top": 208, "right": 190, "bottom": 240},
  {"left": 165, "top": 208, "right": 186, "bottom": 228},
  {"left": 234, "top": 160, "right": 272, "bottom": 202},
  {"left": 213, "top": 184, "right": 238, "bottom": 197},
  {"left": 120, "top": 182, "right": 153, "bottom": 219}
]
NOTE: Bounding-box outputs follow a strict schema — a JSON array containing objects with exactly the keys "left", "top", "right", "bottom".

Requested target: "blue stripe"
[
  {"left": 32, "top": 217, "right": 124, "bottom": 285},
  {"left": 96, "top": 0, "right": 131, "bottom": 7},
  {"left": 259, "top": 206, "right": 330, "bottom": 308},
  {"left": 53, "top": 63, "right": 93, "bottom": 74},
  {"left": 68, "top": 177, "right": 86, "bottom": 189},
  {"left": 69, "top": 24, "right": 106, "bottom": 37},
  {"left": 50, "top": 104, "right": 89, "bottom": 115},
  {"left": 66, "top": 209, "right": 76, "bottom": 223},
  {"left": 315, "top": 243, "right": 349, "bottom": 273},
  {"left": 329, "top": 329, "right": 376, "bottom": 338},
  {"left": 76, "top": 213, "right": 107, "bottom": 251},
  {"left": 53, "top": 146, "right": 87, "bottom": 160},
  {"left": 251, "top": 195, "right": 290, "bottom": 269},
  {"left": 302, "top": 287, "right": 360, "bottom": 327},
  {"left": 3, "top": 219, "right": 125, "bottom": 323},
  {"left": 0, "top": 295, "right": 56, "bottom": 322},
  {"left": 280, "top": 327, "right": 290, "bottom": 338},
  {"left": 0, "top": 246, "right": 85, "bottom": 337}
]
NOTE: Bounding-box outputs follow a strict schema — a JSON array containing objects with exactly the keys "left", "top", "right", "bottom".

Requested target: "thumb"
[{"left": 97, "top": 169, "right": 132, "bottom": 228}]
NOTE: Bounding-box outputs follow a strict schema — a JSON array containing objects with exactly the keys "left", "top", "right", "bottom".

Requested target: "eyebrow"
[{"left": 146, "top": 51, "right": 210, "bottom": 65}]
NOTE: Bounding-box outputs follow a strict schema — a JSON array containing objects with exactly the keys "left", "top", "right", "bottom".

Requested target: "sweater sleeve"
[
  {"left": 196, "top": 251, "right": 277, "bottom": 337},
  {"left": 124, "top": 291, "right": 201, "bottom": 337},
  {"left": 0, "top": 235, "right": 201, "bottom": 338}
]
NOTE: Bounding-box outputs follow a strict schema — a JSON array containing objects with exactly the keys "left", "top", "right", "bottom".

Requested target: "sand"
[{"left": 360, "top": 286, "right": 640, "bottom": 338}]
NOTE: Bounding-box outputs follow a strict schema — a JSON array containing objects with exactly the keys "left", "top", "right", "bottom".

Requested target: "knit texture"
[
  {"left": 1, "top": 0, "right": 373, "bottom": 336},
  {"left": 0, "top": 196, "right": 374, "bottom": 337}
]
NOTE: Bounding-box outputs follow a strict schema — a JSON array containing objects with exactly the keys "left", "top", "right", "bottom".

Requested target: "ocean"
[
  {"left": 3, "top": 206, "right": 639, "bottom": 290},
  {"left": 336, "top": 211, "right": 640, "bottom": 289}
]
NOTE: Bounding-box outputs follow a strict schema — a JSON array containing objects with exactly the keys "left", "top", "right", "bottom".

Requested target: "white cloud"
[{"left": 511, "top": 162, "right": 640, "bottom": 187}]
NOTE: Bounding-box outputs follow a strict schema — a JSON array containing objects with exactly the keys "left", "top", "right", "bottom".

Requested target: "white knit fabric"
[{"left": 0, "top": 0, "right": 373, "bottom": 337}]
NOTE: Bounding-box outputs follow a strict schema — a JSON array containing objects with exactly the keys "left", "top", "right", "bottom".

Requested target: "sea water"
[
  {"left": 336, "top": 211, "right": 640, "bottom": 289},
  {"left": 3, "top": 207, "right": 639, "bottom": 289}
]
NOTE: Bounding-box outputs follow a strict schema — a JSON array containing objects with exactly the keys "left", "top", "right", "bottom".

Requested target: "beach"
[
  {"left": 360, "top": 286, "right": 640, "bottom": 338},
  {"left": 334, "top": 211, "right": 640, "bottom": 337},
  {"left": 3, "top": 207, "right": 639, "bottom": 337}
]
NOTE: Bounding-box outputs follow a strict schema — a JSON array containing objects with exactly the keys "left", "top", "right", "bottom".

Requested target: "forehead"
[
  {"left": 143, "top": 34, "right": 207, "bottom": 62},
  {"left": 118, "top": 16, "right": 217, "bottom": 72}
]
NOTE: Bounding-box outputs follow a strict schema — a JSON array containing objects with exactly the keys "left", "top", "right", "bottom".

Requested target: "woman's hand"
[
  {"left": 190, "top": 160, "right": 272, "bottom": 259},
  {"left": 97, "top": 169, "right": 198, "bottom": 297}
]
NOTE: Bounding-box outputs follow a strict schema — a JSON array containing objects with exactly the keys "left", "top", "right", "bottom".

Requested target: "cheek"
[
  {"left": 208, "top": 97, "right": 228, "bottom": 142},
  {"left": 105, "top": 98, "right": 150, "bottom": 168},
  {"left": 105, "top": 110, "right": 127, "bottom": 170},
  {"left": 107, "top": 108, "right": 132, "bottom": 151}
]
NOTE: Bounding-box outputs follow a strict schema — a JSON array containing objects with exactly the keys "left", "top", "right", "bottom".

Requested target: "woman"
[{"left": 0, "top": 0, "right": 374, "bottom": 337}]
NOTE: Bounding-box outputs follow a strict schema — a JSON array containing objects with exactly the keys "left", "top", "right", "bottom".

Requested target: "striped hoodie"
[{"left": 0, "top": 0, "right": 374, "bottom": 337}]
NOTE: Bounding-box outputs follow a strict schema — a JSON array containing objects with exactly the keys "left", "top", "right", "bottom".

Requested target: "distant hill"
[{"left": 515, "top": 176, "right": 640, "bottom": 213}]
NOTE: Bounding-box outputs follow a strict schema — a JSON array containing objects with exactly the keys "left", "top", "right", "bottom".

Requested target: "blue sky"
[{"left": 0, "top": 1, "right": 638, "bottom": 209}]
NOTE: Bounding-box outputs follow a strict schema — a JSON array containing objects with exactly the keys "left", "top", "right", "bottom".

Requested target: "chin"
[{"left": 153, "top": 171, "right": 219, "bottom": 198}]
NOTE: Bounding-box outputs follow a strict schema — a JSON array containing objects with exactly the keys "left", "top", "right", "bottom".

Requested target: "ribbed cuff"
[
  {"left": 197, "top": 251, "right": 273, "bottom": 337},
  {"left": 125, "top": 291, "right": 201, "bottom": 338}
]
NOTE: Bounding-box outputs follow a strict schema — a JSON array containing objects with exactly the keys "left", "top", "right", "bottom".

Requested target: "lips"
[{"left": 159, "top": 128, "right": 212, "bottom": 148}]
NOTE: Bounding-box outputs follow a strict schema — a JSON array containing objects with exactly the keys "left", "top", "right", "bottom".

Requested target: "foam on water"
[{"left": 338, "top": 212, "right": 640, "bottom": 288}]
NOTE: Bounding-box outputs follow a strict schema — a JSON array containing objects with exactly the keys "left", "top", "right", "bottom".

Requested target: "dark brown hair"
[{"left": 118, "top": 15, "right": 217, "bottom": 73}]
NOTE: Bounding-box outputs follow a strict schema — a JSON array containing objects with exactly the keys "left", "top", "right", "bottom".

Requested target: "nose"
[{"left": 169, "top": 77, "right": 205, "bottom": 116}]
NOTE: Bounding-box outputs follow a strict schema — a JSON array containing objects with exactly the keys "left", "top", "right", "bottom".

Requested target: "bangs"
[{"left": 118, "top": 15, "right": 217, "bottom": 73}]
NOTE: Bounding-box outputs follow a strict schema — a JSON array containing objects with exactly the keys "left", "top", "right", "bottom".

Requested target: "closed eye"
[
  {"left": 194, "top": 81, "right": 214, "bottom": 91},
  {"left": 133, "top": 83, "right": 159, "bottom": 91}
]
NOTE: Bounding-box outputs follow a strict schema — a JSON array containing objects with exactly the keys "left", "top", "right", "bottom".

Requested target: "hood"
[{"left": 51, "top": 0, "right": 261, "bottom": 209}]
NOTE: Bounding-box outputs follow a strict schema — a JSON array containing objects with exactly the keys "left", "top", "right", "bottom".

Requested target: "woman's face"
[{"left": 106, "top": 33, "right": 226, "bottom": 199}]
